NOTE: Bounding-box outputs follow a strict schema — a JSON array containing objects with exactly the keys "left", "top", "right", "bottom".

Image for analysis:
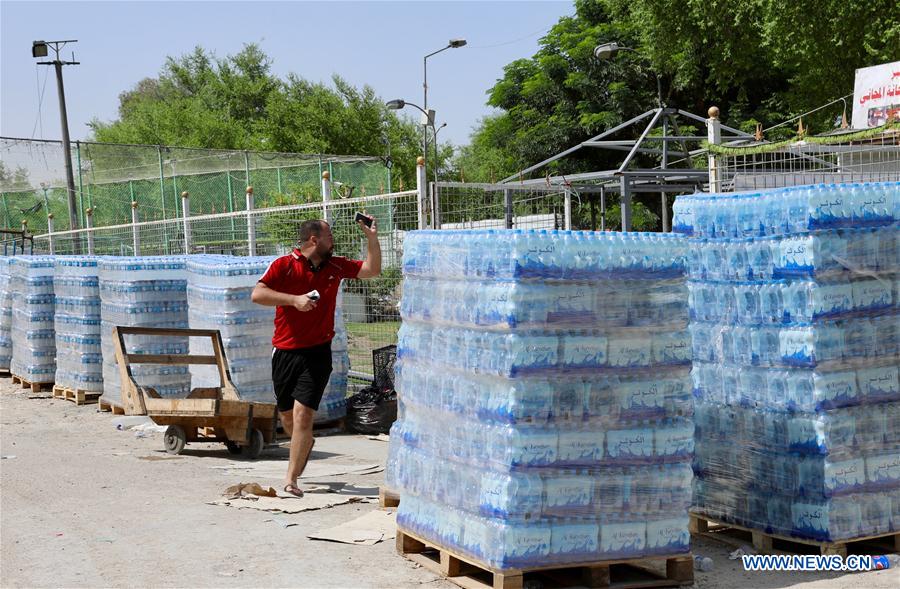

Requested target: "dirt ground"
[{"left": 1, "top": 379, "right": 897, "bottom": 589}]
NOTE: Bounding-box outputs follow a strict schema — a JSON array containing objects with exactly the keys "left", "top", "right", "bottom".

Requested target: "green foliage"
[
  {"left": 456, "top": 0, "right": 900, "bottom": 184},
  {"left": 89, "top": 44, "right": 422, "bottom": 188},
  {"left": 0, "top": 162, "right": 32, "bottom": 191}
]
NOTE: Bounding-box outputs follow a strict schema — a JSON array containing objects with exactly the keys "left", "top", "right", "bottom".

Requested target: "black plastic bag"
[{"left": 345, "top": 386, "right": 397, "bottom": 435}]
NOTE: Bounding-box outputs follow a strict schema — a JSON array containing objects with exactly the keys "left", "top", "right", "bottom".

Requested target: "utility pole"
[{"left": 33, "top": 39, "right": 81, "bottom": 250}]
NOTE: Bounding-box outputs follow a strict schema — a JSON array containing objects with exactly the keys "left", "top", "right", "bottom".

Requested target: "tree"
[
  {"left": 458, "top": 0, "right": 900, "bottom": 183},
  {"left": 90, "top": 44, "right": 422, "bottom": 188}
]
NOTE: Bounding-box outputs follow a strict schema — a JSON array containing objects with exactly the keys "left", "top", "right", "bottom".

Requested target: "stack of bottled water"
[
  {"left": 184, "top": 255, "right": 350, "bottom": 420},
  {"left": 674, "top": 182, "right": 899, "bottom": 542},
  {"left": 0, "top": 258, "right": 12, "bottom": 371},
  {"left": 99, "top": 257, "right": 190, "bottom": 405},
  {"left": 8, "top": 256, "right": 56, "bottom": 383},
  {"left": 186, "top": 255, "right": 276, "bottom": 401},
  {"left": 385, "top": 230, "right": 693, "bottom": 569},
  {"left": 54, "top": 257, "right": 102, "bottom": 392}
]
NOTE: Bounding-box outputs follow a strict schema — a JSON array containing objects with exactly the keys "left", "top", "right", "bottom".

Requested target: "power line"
[
  {"left": 468, "top": 25, "right": 553, "bottom": 49},
  {"left": 31, "top": 64, "right": 51, "bottom": 139}
]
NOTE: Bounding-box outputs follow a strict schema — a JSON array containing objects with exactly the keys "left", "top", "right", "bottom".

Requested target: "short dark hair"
[{"left": 298, "top": 219, "right": 328, "bottom": 243}]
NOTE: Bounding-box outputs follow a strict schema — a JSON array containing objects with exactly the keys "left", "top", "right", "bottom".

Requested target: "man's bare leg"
[{"left": 285, "top": 401, "right": 316, "bottom": 489}]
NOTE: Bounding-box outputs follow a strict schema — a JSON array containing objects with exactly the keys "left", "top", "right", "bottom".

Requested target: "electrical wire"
[
  {"left": 468, "top": 25, "right": 553, "bottom": 49},
  {"left": 31, "top": 64, "right": 51, "bottom": 140}
]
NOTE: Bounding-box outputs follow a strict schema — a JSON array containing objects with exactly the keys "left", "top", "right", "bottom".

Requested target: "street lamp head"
[
  {"left": 449, "top": 38, "right": 467, "bottom": 48},
  {"left": 594, "top": 42, "right": 620, "bottom": 60},
  {"left": 385, "top": 99, "right": 406, "bottom": 110},
  {"left": 32, "top": 40, "right": 48, "bottom": 58}
]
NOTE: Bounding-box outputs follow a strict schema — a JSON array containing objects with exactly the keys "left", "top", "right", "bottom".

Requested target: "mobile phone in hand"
[
  {"left": 355, "top": 211, "right": 373, "bottom": 228},
  {"left": 308, "top": 290, "right": 320, "bottom": 301}
]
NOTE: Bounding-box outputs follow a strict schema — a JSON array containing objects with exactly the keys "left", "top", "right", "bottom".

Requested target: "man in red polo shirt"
[{"left": 252, "top": 216, "right": 380, "bottom": 497}]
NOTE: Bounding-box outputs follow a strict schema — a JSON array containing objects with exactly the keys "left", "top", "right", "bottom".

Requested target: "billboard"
[{"left": 852, "top": 61, "right": 900, "bottom": 129}]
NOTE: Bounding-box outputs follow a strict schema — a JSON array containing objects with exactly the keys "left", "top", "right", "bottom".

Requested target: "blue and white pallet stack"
[
  {"left": 54, "top": 257, "right": 102, "bottom": 393},
  {"left": 185, "top": 255, "right": 350, "bottom": 420},
  {"left": 673, "top": 182, "right": 900, "bottom": 542},
  {"left": 385, "top": 229, "right": 694, "bottom": 570},
  {"left": 0, "top": 258, "right": 12, "bottom": 372},
  {"left": 186, "top": 255, "right": 277, "bottom": 402},
  {"left": 9, "top": 256, "right": 56, "bottom": 384},
  {"left": 318, "top": 289, "right": 351, "bottom": 422},
  {"left": 99, "top": 257, "right": 190, "bottom": 405}
]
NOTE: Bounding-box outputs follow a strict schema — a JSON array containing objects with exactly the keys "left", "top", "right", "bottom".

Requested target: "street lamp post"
[
  {"left": 432, "top": 122, "right": 447, "bottom": 186},
  {"left": 594, "top": 42, "right": 663, "bottom": 107},
  {"left": 422, "top": 39, "right": 466, "bottom": 176},
  {"left": 32, "top": 39, "right": 80, "bottom": 245}
]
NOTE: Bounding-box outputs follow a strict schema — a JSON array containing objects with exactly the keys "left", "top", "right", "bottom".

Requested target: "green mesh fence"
[{"left": 1, "top": 138, "right": 390, "bottom": 232}]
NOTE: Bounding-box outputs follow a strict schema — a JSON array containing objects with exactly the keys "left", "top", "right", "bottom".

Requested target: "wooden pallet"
[
  {"left": 0, "top": 370, "right": 11, "bottom": 378},
  {"left": 98, "top": 397, "right": 126, "bottom": 415},
  {"left": 11, "top": 374, "right": 53, "bottom": 393},
  {"left": 379, "top": 488, "right": 400, "bottom": 509},
  {"left": 690, "top": 512, "right": 900, "bottom": 558},
  {"left": 397, "top": 527, "right": 693, "bottom": 589},
  {"left": 52, "top": 386, "right": 102, "bottom": 406}
]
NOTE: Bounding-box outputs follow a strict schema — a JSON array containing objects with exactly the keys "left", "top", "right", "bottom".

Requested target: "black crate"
[{"left": 373, "top": 344, "right": 397, "bottom": 391}]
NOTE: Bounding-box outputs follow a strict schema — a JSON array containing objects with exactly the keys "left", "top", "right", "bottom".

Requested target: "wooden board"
[
  {"left": 690, "top": 512, "right": 900, "bottom": 558},
  {"left": 379, "top": 488, "right": 400, "bottom": 509},
  {"left": 52, "top": 386, "right": 102, "bottom": 406},
  {"left": 11, "top": 374, "right": 53, "bottom": 393},
  {"left": 98, "top": 397, "right": 126, "bottom": 415},
  {"left": 396, "top": 527, "right": 693, "bottom": 589}
]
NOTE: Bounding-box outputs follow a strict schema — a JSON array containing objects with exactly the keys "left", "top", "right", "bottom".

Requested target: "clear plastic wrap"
[
  {"left": 53, "top": 257, "right": 102, "bottom": 391},
  {"left": 9, "top": 256, "right": 56, "bottom": 382},
  {"left": 673, "top": 182, "right": 898, "bottom": 238},
  {"left": 0, "top": 258, "right": 12, "bottom": 370},
  {"left": 99, "top": 257, "right": 190, "bottom": 401},
  {"left": 386, "top": 229, "right": 692, "bottom": 569},
  {"left": 674, "top": 183, "right": 900, "bottom": 543}
]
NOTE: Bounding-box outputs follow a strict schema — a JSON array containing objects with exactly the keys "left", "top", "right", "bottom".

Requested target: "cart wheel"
[
  {"left": 225, "top": 440, "right": 243, "bottom": 455},
  {"left": 244, "top": 429, "right": 264, "bottom": 460},
  {"left": 164, "top": 425, "right": 186, "bottom": 455}
]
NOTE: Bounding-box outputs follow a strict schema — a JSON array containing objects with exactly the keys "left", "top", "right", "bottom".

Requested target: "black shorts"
[{"left": 272, "top": 342, "right": 333, "bottom": 412}]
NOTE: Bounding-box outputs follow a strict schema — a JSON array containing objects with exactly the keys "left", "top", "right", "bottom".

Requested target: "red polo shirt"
[{"left": 259, "top": 250, "right": 362, "bottom": 350}]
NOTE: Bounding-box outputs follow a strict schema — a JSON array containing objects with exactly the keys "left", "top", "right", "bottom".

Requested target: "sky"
[{"left": 1, "top": 0, "right": 574, "bottom": 148}]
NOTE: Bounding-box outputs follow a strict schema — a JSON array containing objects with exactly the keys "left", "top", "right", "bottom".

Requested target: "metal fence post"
[
  {"left": 246, "top": 186, "right": 256, "bottom": 256},
  {"left": 131, "top": 201, "right": 140, "bottom": 255},
  {"left": 181, "top": 191, "right": 191, "bottom": 254},
  {"left": 321, "top": 171, "right": 332, "bottom": 224},
  {"left": 243, "top": 151, "right": 252, "bottom": 201},
  {"left": 504, "top": 189, "right": 513, "bottom": 229},
  {"left": 564, "top": 188, "right": 572, "bottom": 230},
  {"left": 415, "top": 157, "right": 426, "bottom": 230},
  {"left": 157, "top": 146, "right": 170, "bottom": 254},
  {"left": 85, "top": 208, "right": 94, "bottom": 254},
  {"left": 707, "top": 106, "right": 722, "bottom": 193},
  {"left": 431, "top": 181, "right": 442, "bottom": 229},
  {"left": 661, "top": 193, "right": 670, "bottom": 233},
  {"left": 620, "top": 176, "right": 632, "bottom": 231},
  {"left": 600, "top": 186, "right": 606, "bottom": 231},
  {"left": 76, "top": 141, "right": 86, "bottom": 229},
  {"left": 47, "top": 214, "right": 55, "bottom": 255}
]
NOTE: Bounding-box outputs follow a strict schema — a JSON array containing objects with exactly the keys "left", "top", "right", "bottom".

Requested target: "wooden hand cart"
[{"left": 113, "top": 326, "right": 277, "bottom": 459}]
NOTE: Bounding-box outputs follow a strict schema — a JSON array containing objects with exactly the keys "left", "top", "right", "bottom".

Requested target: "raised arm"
[{"left": 356, "top": 216, "right": 382, "bottom": 279}]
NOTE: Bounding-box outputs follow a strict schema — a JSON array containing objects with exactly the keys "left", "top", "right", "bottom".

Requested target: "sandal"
[{"left": 283, "top": 483, "right": 304, "bottom": 498}]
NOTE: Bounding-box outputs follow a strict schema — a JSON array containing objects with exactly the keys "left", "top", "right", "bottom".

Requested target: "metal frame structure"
[{"left": 499, "top": 107, "right": 754, "bottom": 230}]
